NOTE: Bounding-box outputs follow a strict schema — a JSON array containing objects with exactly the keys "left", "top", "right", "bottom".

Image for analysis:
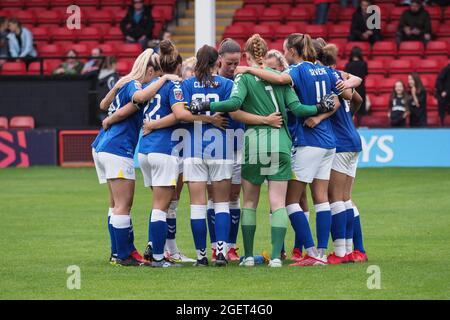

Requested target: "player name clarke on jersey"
[{"left": 193, "top": 81, "right": 219, "bottom": 88}]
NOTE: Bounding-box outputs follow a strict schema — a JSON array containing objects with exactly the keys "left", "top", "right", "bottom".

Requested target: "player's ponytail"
[
  {"left": 285, "top": 33, "right": 316, "bottom": 63},
  {"left": 318, "top": 44, "right": 338, "bottom": 67},
  {"left": 159, "top": 39, "right": 182, "bottom": 74},
  {"left": 244, "top": 34, "right": 268, "bottom": 67},
  {"left": 195, "top": 44, "right": 219, "bottom": 88},
  {"left": 128, "top": 48, "right": 161, "bottom": 81}
]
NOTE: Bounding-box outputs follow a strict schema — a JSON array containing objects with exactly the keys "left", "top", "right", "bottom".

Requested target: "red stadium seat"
[
  {"left": 259, "top": 7, "right": 284, "bottom": 24},
  {"left": 328, "top": 24, "right": 350, "bottom": 39},
  {"left": 0, "top": 0, "right": 24, "bottom": 8},
  {"left": 27, "top": 61, "right": 48, "bottom": 75},
  {"left": 367, "top": 59, "right": 387, "bottom": 76},
  {"left": 223, "top": 24, "right": 251, "bottom": 41},
  {"left": 243, "top": 0, "right": 267, "bottom": 5},
  {"left": 267, "top": 0, "right": 292, "bottom": 4},
  {"left": 421, "top": 74, "right": 437, "bottom": 92},
  {"left": 12, "top": 10, "right": 37, "bottom": 25},
  {"left": 77, "top": 26, "right": 103, "bottom": 41},
  {"left": 269, "top": 4, "right": 291, "bottom": 16},
  {"left": 427, "top": 115, "right": 441, "bottom": 127},
  {"left": 117, "top": 43, "right": 142, "bottom": 58},
  {"left": 389, "top": 6, "right": 405, "bottom": 22},
  {"left": 48, "top": 0, "right": 73, "bottom": 7},
  {"left": 103, "top": 27, "right": 124, "bottom": 41},
  {"left": 252, "top": 24, "right": 275, "bottom": 41},
  {"left": 268, "top": 40, "right": 284, "bottom": 52},
  {"left": 416, "top": 59, "right": 441, "bottom": 74},
  {"left": 101, "top": 0, "right": 125, "bottom": 7},
  {"left": 286, "top": 6, "right": 312, "bottom": 23},
  {"left": 275, "top": 24, "right": 301, "bottom": 39},
  {"left": 444, "top": 115, "right": 450, "bottom": 127},
  {"left": 233, "top": 7, "right": 258, "bottom": 23},
  {"left": 379, "top": 77, "right": 399, "bottom": 94},
  {"left": 242, "top": 4, "right": 265, "bottom": 16},
  {"left": 1, "top": 62, "right": 27, "bottom": 75},
  {"left": 436, "top": 24, "right": 450, "bottom": 37},
  {"left": 0, "top": 117, "right": 8, "bottom": 129},
  {"left": 96, "top": 43, "right": 117, "bottom": 56},
  {"left": 26, "top": 0, "right": 49, "bottom": 8},
  {"left": 388, "top": 59, "right": 412, "bottom": 74},
  {"left": 304, "top": 25, "right": 327, "bottom": 39},
  {"left": 365, "top": 75, "right": 384, "bottom": 94},
  {"left": 445, "top": 6, "right": 450, "bottom": 21},
  {"left": 9, "top": 116, "right": 35, "bottom": 129},
  {"left": 329, "top": 39, "right": 348, "bottom": 58},
  {"left": 372, "top": 41, "right": 397, "bottom": 57},
  {"left": 116, "top": 59, "right": 132, "bottom": 75},
  {"left": 85, "top": 10, "right": 113, "bottom": 24},
  {"left": 34, "top": 10, "right": 62, "bottom": 25},
  {"left": 151, "top": 7, "right": 166, "bottom": 23},
  {"left": 50, "top": 28, "right": 78, "bottom": 42},
  {"left": 382, "top": 22, "right": 398, "bottom": 38},
  {"left": 62, "top": 43, "right": 90, "bottom": 57},
  {"left": 334, "top": 7, "right": 354, "bottom": 24},
  {"left": 426, "top": 6, "right": 442, "bottom": 21},
  {"left": 344, "top": 42, "right": 371, "bottom": 58},
  {"left": 31, "top": 26, "right": 49, "bottom": 42},
  {"left": 370, "top": 94, "right": 390, "bottom": 111},
  {"left": 427, "top": 95, "right": 438, "bottom": 110},
  {"left": 398, "top": 41, "right": 424, "bottom": 57},
  {"left": 359, "top": 115, "right": 389, "bottom": 128},
  {"left": 425, "top": 41, "right": 449, "bottom": 56},
  {"left": 37, "top": 43, "right": 64, "bottom": 56}
]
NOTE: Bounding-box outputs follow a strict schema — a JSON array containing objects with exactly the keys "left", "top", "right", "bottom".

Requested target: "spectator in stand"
[
  {"left": 389, "top": 80, "right": 410, "bottom": 127},
  {"left": 97, "top": 56, "right": 119, "bottom": 121},
  {"left": 0, "top": 17, "right": 9, "bottom": 67},
  {"left": 349, "top": 0, "right": 382, "bottom": 44},
  {"left": 53, "top": 49, "right": 84, "bottom": 75},
  {"left": 181, "top": 56, "right": 196, "bottom": 80},
  {"left": 265, "top": 49, "right": 288, "bottom": 72},
  {"left": 81, "top": 47, "right": 103, "bottom": 75},
  {"left": 7, "top": 18, "right": 37, "bottom": 60},
  {"left": 314, "top": 0, "right": 334, "bottom": 25},
  {"left": 436, "top": 63, "right": 450, "bottom": 126},
  {"left": 120, "top": 0, "right": 154, "bottom": 49},
  {"left": 147, "top": 30, "right": 172, "bottom": 53},
  {"left": 408, "top": 73, "right": 427, "bottom": 127},
  {"left": 396, "top": 0, "right": 432, "bottom": 46},
  {"left": 344, "top": 46, "right": 368, "bottom": 124}
]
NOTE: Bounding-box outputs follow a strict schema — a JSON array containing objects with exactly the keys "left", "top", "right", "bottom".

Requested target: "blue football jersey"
[
  {"left": 326, "top": 67, "right": 362, "bottom": 153},
  {"left": 180, "top": 75, "right": 233, "bottom": 159},
  {"left": 95, "top": 79, "right": 144, "bottom": 158},
  {"left": 139, "top": 79, "right": 181, "bottom": 155},
  {"left": 91, "top": 128, "right": 104, "bottom": 150},
  {"left": 287, "top": 61, "right": 337, "bottom": 149},
  {"left": 221, "top": 74, "right": 245, "bottom": 151}
]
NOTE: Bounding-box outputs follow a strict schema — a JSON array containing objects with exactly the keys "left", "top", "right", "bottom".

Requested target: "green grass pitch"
[{"left": 1, "top": 167, "right": 450, "bottom": 299}]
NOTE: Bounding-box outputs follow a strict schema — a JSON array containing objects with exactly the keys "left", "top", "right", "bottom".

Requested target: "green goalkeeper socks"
[
  {"left": 241, "top": 208, "right": 257, "bottom": 258},
  {"left": 271, "top": 208, "right": 288, "bottom": 260}
]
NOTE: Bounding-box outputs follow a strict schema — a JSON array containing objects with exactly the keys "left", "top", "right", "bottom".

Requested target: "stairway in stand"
[{"left": 170, "top": 0, "right": 243, "bottom": 59}]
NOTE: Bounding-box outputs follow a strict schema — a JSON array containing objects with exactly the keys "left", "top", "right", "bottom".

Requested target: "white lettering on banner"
[
  {"left": 360, "top": 135, "right": 394, "bottom": 163},
  {"left": 376, "top": 136, "right": 394, "bottom": 163}
]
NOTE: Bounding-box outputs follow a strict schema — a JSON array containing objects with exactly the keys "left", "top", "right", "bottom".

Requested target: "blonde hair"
[
  {"left": 266, "top": 49, "right": 289, "bottom": 70},
  {"left": 244, "top": 34, "right": 268, "bottom": 66},
  {"left": 181, "top": 56, "right": 196, "bottom": 79},
  {"left": 127, "top": 48, "right": 161, "bottom": 81}
]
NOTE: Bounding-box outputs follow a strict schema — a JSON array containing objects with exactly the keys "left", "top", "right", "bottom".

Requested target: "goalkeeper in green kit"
[{"left": 188, "top": 34, "right": 335, "bottom": 267}]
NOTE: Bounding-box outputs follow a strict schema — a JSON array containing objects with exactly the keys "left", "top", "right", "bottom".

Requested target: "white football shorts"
[
  {"left": 331, "top": 152, "right": 359, "bottom": 178},
  {"left": 138, "top": 153, "right": 180, "bottom": 187},
  {"left": 291, "top": 146, "right": 336, "bottom": 183},
  {"left": 95, "top": 151, "right": 135, "bottom": 183},
  {"left": 184, "top": 157, "right": 233, "bottom": 183}
]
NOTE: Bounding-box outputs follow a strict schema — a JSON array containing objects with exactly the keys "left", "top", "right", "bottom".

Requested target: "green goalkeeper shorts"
[{"left": 241, "top": 152, "right": 291, "bottom": 185}]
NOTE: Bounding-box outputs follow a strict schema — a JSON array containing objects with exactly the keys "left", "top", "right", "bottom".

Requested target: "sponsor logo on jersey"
[
  {"left": 134, "top": 81, "right": 142, "bottom": 90},
  {"left": 174, "top": 88, "right": 184, "bottom": 101}
]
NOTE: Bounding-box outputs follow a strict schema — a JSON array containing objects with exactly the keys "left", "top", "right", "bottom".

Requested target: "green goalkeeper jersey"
[{"left": 211, "top": 68, "right": 301, "bottom": 155}]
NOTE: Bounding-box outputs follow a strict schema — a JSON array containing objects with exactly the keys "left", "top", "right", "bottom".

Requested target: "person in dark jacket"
[
  {"left": 0, "top": 16, "right": 9, "bottom": 67},
  {"left": 348, "top": 0, "right": 381, "bottom": 44},
  {"left": 408, "top": 73, "right": 427, "bottom": 127},
  {"left": 345, "top": 46, "right": 368, "bottom": 124},
  {"left": 396, "top": 0, "right": 432, "bottom": 46},
  {"left": 120, "top": 0, "right": 154, "bottom": 49},
  {"left": 436, "top": 64, "right": 450, "bottom": 126}
]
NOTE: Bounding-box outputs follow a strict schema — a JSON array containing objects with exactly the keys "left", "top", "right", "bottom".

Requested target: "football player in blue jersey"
[
  {"left": 93, "top": 48, "right": 180, "bottom": 266},
  {"left": 316, "top": 42, "right": 368, "bottom": 264},
  {"left": 235, "top": 33, "right": 342, "bottom": 266}
]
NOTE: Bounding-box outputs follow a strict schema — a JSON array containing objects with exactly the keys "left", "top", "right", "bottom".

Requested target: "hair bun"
[{"left": 160, "top": 40, "right": 176, "bottom": 55}]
